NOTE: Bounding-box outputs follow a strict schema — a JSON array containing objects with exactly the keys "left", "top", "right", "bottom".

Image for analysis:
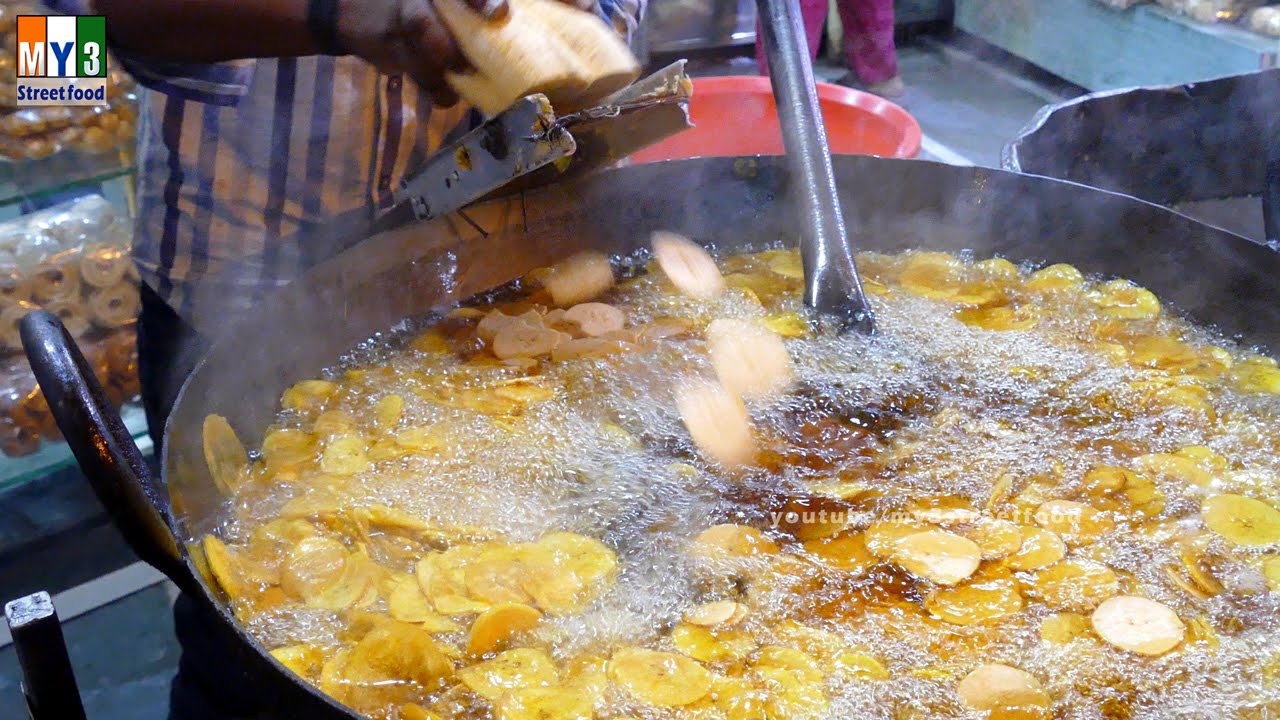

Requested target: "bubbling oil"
[{"left": 203, "top": 248, "right": 1280, "bottom": 720}]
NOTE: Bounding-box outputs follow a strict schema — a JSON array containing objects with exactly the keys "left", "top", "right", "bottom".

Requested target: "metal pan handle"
[{"left": 20, "top": 310, "right": 195, "bottom": 592}]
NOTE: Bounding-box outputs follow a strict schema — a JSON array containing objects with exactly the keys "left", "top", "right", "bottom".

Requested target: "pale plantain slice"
[
  {"left": 890, "top": 529, "right": 982, "bottom": 585},
  {"left": 542, "top": 251, "right": 615, "bottom": 307},
  {"left": 684, "top": 600, "right": 746, "bottom": 627},
  {"left": 281, "top": 537, "right": 349, "bottom": 604},
  {"left": 203, "top": 415, "right": 248, "bottom": 495},
  {"left": 320, "top": 433, "right": 369, "bottom": 476},
  {"left": 608, "top": 647, "right": 713, "bottom": 707},
  {"left": 492, "top": 322, "right": 564, "bottom": 360},
  {"left": 862, "top": 519, "right": 934, "bottom": 558},
  {"left": 706, "top": 318, "right": 795, "bottom": 400},
  {"left": 1033, "top": 500, "right": 1114, "bottom": 545},
  {"left": 1005, "top": 526, "right": 1066, "bottom": 571},
  {"left": 651, "top": 231, "right": 725, "bottom": 300},
  {"left": 956, "top": 663, "right": 1051, "bottom": 715},
  {"left": 457, "top": 647, "right": 558, "bottom": 702},
  {"left": 1040, "top": 612, "right": 1093, "bottom": 644},
  {"left": 1025, "top": 561, "right": 1119, "bottom": 613},
  {"left": 417, "top": 552, "right": 491, "bottom": 616},
  {"left": 676, "top": 379, "right": 757, "bottom": 468},
  {"left": 963, "top": 518, "right": 1024, "bottom": 560},
  {"left": 466, "top": 552, "right": 533, "bottom": 605},
  {"left": 467, "top": 602, "right": 543, "bottom": 656},
  {"left": 563, "top": 302, "right": 625, "bottom": 337},
  {"left": 693, "top": 524, "right": 780, "bottom": 556},
  {"left": 1090, "top": 595, "right": 1185, "bottom": 656},
  {"left": 1202, "top": 494, "right": 1280, "bottom": 546},
  {"left": 831, "top": 651, "right": 890, "bottom": 681}
]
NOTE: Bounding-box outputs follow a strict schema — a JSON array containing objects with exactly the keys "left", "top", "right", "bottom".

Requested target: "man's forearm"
[{"left": 93, "top": 0, "right": 325, "bottom": 62}]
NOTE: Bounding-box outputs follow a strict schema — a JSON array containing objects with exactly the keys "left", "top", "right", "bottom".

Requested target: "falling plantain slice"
[
  {"left": 1090, "top": 595, "right": 1185, "bottom": 656},
  {"left": 542, "top": 251, "right": 615, "bottom": 308},
  {"left": 1202, "top": 494, "right": 1280, "bottom": 546},
  {"left": 203, "top": 415, "right": 249, "bottom": 495},
  {"left": 675, "top": 379, "right": 757, "bottom": 468},
  {"left": 706, "top": 318, "right": 795, "bottom": 401},
  {"left": 651, "top": 231, "right": 725, "bottom": 300},
  {"left": 608, "top": 647, "right": 713, "bottom": 707}
]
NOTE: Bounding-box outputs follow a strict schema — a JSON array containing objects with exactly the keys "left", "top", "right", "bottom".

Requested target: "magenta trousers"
[{"left": 755, "top": 0, "right": 898, "bottom": 85}]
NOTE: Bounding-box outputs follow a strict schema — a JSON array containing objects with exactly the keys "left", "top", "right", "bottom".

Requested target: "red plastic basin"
[{"left": 631, "top": 75, "right": 921, "bottom": 163}]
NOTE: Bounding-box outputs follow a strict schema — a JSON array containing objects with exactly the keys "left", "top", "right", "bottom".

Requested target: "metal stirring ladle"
[{"left": 756, "top": 0, "right": 876, "bottom": 334}]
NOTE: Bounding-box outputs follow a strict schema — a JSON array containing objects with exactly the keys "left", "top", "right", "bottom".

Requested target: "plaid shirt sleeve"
[{"left": 44, "top": 0, "right": 254, "bottom": 106}]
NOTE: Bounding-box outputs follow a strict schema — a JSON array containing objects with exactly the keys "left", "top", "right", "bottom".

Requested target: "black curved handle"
[{"left": 20, "top": 310, "right": 196, "bottom": 593}]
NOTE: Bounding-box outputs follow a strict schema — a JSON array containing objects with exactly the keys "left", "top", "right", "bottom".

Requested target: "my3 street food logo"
[{"left": 15, "top": 15, "right": 107, "bottom": 107}]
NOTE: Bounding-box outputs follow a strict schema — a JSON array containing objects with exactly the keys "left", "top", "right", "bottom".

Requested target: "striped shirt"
[{"left": 50, "top": 0, "right": 643, "bottom": 334}]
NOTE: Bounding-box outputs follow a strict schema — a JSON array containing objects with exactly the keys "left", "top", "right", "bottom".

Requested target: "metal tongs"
[
  {"left": 372, "top": 61, "right": 693, "bottom": 236},
  {"left": 757, "top": 0, "right": 876, "bottom": 334}
]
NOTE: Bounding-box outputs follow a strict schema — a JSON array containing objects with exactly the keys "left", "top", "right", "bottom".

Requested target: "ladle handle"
[
  {"left": 756, "top": 0, "right": 875, "bottom": 333},
  {"left": 20, "top": 310, "right": 196, "bottom": 594}
]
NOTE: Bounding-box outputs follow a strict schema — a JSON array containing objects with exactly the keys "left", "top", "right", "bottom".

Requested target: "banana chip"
[
  {"left": 1091, "top": 279, "right": 1160, "bottom": 320},
  {"left": 1025, "top": 263, "right": 1083, "bottom": 292},
  {"left": 281, "top": 379, "right": 339, "bottom": 412},
  {"left": 320, "top": 433, "right": 370, "bottom": 475},
  {"left": 672, "top": 623, "right": 756, "bottom": 663},
  {"left": 203, "top": 415, "right": 249, "bottom": 495},
  {"left": 1091, "top": 595, "right": 1185, "bottom": 656},
  {"left": 1039, "top": 612, "right": 1092, "bottom": 644},
  {"left": 956, "top": 663, "right": 1050, "bottom": 715},
  {"left": 261, "top": 428, "right": 315, "bottom": 472},
  {"left": 609, "top": 648, "right": 713, "bottom": 707},
  {"left": 497, "top": 685, "right": 596, "bottom": 720},
  {"left": 388, "top": 576, "right": 463, "bottom": 632},
  {"left": 269, "top": 644, "right": 327, "bottom": 679},
  {"left": 203, "top": 535, "right": 261, "bottom": 601},
  {"left": 1202, "top": 494, "right": 1280, "bottom": 546},
  {"left": 802, "top": 533, "right": 874, "bottom": 574},
  {"left": 1005, "top": 526, "right": 1066, "bottom": 571},
  {"left": 467, "top": 602, "right": 542, "bottom": 656},
  {"left": 1025, "top": 561, "right": 1119, "bottom": 613},
  {"left": 963, "top": 519, "right": 1024, "bottom": 560},
  {"left": 831, "top": 651, "right": 890, "bottom": 681},
  {"left": 1033, "top": 500, "right": 1114, "bottom": 545},
  {"left": 926, "top": 574, "right": 1024, "bottom": 626},
  {"left": 281, "top": 537, "right": 373, "bottom": 611},
  {"left": 862, "top": 519, "right": 933, "bottom": 558},
  {"left": 684, "top": 600, "right": 747, "bottom": 627},
  {"left": 543, "top": 251, "right": 615, "bottom": 307},
  {"left": 457, "top": 647, "right": 558, "bottom": 702},
  {"left": 694, "top": 524, "right": 780, "bottom": 556},
  {"left": 890, "top": 530, "right": 982, "bottom": 585},
  {"left": 339, "top": 621, "right": 455, "bottom": 706}
]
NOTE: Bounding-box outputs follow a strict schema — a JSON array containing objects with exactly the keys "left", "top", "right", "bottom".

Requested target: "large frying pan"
[{"left": 21, "top": 155, "right": 1280, "bottom": 718}]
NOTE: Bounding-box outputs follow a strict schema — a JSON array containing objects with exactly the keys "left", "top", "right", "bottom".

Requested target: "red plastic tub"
[{"left": 631, "top": 76, "right": 921, "bottom": 163}]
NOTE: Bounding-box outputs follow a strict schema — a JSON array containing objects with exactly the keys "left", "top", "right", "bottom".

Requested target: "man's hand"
[{"left": 335, "top": 0, "right": 603, "bottom": 107}]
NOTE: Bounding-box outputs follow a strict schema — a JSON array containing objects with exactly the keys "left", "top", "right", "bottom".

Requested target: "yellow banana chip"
[
  {"left": 203, "top": 415, "right": 248, "bottom": 495},
  {"left": 684, "top": 600, "right": 746, "bottom": 627},
  {"left": 388, "top": 576, "right": 462, "bottom": 632},
  {"left": 925, "top": 575, "right": 1024, "bottom": 626},
  {"left": 956, "top": 663, "right": 1050, "bottom": 714},
  {"left": 320, "top": 433, "right": 369, "bottom": 475},
  {"left": 203, "top": 535, "right": 260, "bottom": 602},
  {"left": 1091, "top": 279, "right": 1160, "bottom": 320},
  {"left": 261, "top": 428, "right": 315, "bottom": 472},
  {"left": 340, "top": 621, "right": 455, "bottom": 706},
  {"left": 1091, "top": 595, "right": 1185, "bottom": 656},
  {"left": 467, "top": 602, "right": 543, "bottom": 656},
  {"left": 1005, "top": 526, "right": 1066, "bottom": 571},
  {"left": 1039, "top": 612, "right": 1092, "bottom": 644},
  {"left": 1025, "top": 263, "right": 1083, "bottom": 292},
  {"left": 1025, "top": 561, "right": 1119, "bottom": 613},
  {"left": 694, "top": 524, "right": 780, "bottom": 556},
  {"left": 672, "top": 623, "right": 756, "bottom": 663},
  {"left": 1202, "top": 494, "right": 1280, "bottom": 546},
  {"left": 1033, "top": 500, "right": 1114, "bottom": 545},
  {"left": 862, "top": 519, "right": 933, "bottom": 558},
  {"left": 281, "top": 537, "right": 350, "bottom": 603},
  {"left": 963, "top": 519, "right": 1024, "bottom": 560},
  {"left": 890, "top": 530, "right": 982, "bottom": 585},
  {"left": 269, "top": 644, "right": 327, "bottom": 680},
  {"left": 374, "top": 394, "right": 404, "bottom": 429},
  {"left": 497, "top": 685, "right": 595, "bottom": 720},
  {"left": 608, "top": 647, "right": 713, "bottom": 707},
  {"left": 457, "top": 647, "right": 558, "bottom": 702},
  {"left": 466, "top": 552, "right": 533, "bottom": 605},
  {"left": 802, "top": 532, "right": 874, "bottom": 574},
  {"left": 281, "top": 379, "right": 338, "bottom": 412},
  {"left": 831, "top": 651, "right": 890, "bottom": 681}
]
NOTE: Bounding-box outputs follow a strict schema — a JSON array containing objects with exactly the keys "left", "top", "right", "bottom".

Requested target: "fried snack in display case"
[
  {"left": 0, "top": 194, "right": 138, "bottom": 353},
  {"left": 0, "top": 2, "right": 138, "bottom": 162},
  {"left": 0, "top": 323, "right": 136, "bottom": 457},
  {"left": 196, "top": 240, "right": 1280, "bottom": 720}
]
